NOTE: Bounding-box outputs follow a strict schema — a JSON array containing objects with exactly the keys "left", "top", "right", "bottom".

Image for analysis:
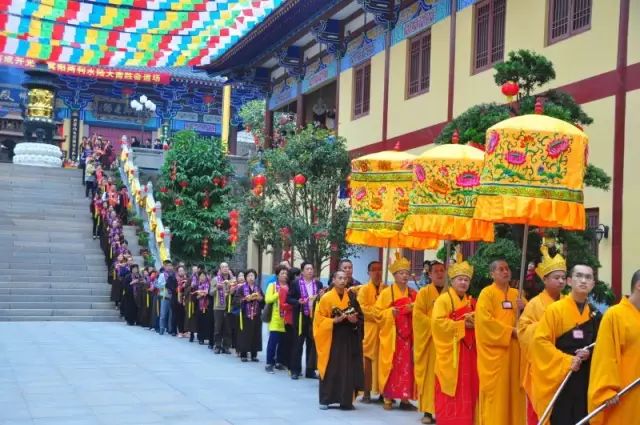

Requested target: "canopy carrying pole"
[{"left": 575, "top": 377, "right": 640, "bottom": 425}]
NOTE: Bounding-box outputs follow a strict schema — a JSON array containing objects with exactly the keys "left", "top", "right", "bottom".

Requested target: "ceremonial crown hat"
[
  {"left": 389, "top": 253, "right": 411, "bottom": 274},
  {"left": 535, "top": 244, "right": 566, "bottom": 280},
  {"left": 448, "top": 248, "right": 474, "bottom": 279}
]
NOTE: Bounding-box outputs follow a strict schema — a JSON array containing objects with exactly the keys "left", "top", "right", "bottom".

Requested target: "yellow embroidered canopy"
[
  {"left": 473, "top": 114, "right": 588, "bottom": 230},
  {"left": 402, "top": 144, "right": 494, "bottom": 242},
  {"left": 346, "top": 150, "right": 438, "bottom": 250}
]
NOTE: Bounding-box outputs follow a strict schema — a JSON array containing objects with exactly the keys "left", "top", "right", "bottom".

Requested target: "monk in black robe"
[
  {"left": 313, "top": 270, "right": 364, "bottom": 410},
  {"left": 233, "top": 269, "right": 264, "bottom": 362}
]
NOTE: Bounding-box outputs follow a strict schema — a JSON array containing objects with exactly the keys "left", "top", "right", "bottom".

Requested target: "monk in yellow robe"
[
  {"left": 375, "top": 254, "right": 417, "bottom": 411},
  {"left": 475, "top": 259, "right": 526, "bottom": 425},
  {"left": 517, "top": 245, "right": 566, "bottom": 425},
  {"left": 587, "top": 270, "right": 640, "bottom": 425},
  {"left": 356, "top": 260, "right": 385, "bottom": 403},
  {"left": 530, "top": 264, "right": 600, "bottom": 425},
  {"left": 413, "top": 261, "right": 446, "bottom": 424},
  {"left": 314, "top": 270, "right": 364, "bottom": 410},
  {"left": 431, "top": 260, "right": 478, "bottom": 425}
]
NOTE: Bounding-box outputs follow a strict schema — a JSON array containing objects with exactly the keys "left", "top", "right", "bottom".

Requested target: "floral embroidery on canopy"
[
  {"left": 346, "top": 150, "right": 438, "bottom": 250},
  {"left": 474, "top": 114, "right": 588, "bottom": 230},
  {"left": 402, "top": 144, "right": 494, "bottom": 242}
]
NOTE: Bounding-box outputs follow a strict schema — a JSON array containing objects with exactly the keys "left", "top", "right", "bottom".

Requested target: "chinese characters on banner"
[
  {"left": 70, "top": 109, "right": 81, "bottom": 160},
  {"left": 0, "top": 54, "right": 171, "bottom": 85}
]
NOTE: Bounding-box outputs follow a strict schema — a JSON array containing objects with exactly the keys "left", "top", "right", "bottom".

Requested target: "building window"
[
  {"left": 353, "top": 62, "right": 371, "bottom": 119},
  {"left": 402, "top": 249, "right": 425, "bottom": 280},
  {"left": 407, "top": 30, "right": 431, "bottom": 98},
  {"left": 586, "top": 207, "right": 599, "bottom": 262},
  {"left": 473, "top": 0, "right": 506, "bottom": 73},
  {"left": 548, "top": 0, "right": 592, "bottom": 44}
]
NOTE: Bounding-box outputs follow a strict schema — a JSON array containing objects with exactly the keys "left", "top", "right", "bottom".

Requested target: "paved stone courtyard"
[{"left": 0, "top": 322, "right": 419, "bottom": 425}]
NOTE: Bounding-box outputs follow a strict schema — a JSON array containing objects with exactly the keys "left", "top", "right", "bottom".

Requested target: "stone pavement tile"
[
  {"left": 0, "top": 420, "right": 34, "bottom": 425},
  {"left": 228, "top": 418, "right": 295, "bottom": 425},
  {"left": 27, "top": 406, "right": 94, "bottom": 420},
  {"left": 77, "top": 390, "right": 142, "bottom": 407},
  {"left": 147, "top": 402, "right": 211, "bottom": 418},
  {"left": 131, "top": 390, "right": 191, "bottom": 404},
  {"left": 23, "top": 393, "right": 84, "bottom": 408},
  {"left": 32, "top": 418, "right": 101, "bottom": 425},
  {"left": 19, "top": 383, "right": 75, "bottom": 396},
  {"left": 162, "top": 419, "right": 232, "bottom": 425},
  {"left": 0, "top": 401, "right": 31, "bottom": 421}
]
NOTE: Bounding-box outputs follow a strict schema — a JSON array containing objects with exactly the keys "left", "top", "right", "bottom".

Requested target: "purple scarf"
[
  {"left": 299, "top": 277, "right": 317, "bottom": 317},
  {"left": 215, "top": 272, "right": 234, "bottom": 306},
  {"left": 197, "top": 278, "right": 210, "bottom": 312},
  {"left": 241, "top": 282, "right": 261, "bottom": 319}
]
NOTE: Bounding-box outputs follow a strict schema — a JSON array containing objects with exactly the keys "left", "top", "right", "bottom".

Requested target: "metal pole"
[
  {"left": 575, "top": 377, "right": 640, "bottom": 425},
  {"left": 518, "top": 223, "right": 530, "bottom": 297},
  {"left": 382, "top": 239, "right": 391, "bottom": 286},
  {"left": 537, "top": 342, "right": 596, "bottom": 425},
  {"left": 444, "top": 240, "right": 451, "bottom": 289}
]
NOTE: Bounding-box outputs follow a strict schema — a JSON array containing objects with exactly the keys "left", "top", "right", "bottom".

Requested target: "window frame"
[
  {"left": 546, "top": 0, "right": 592, "bottom": 46},
  {"left": 472, "top": 0, "right": 507, "bottom": 74},
  {"left": 352, "top": 61, "right": 371, "bottom": 120},
  {"left": 405, "top": 29, "right": 432, "bottom": 99}
]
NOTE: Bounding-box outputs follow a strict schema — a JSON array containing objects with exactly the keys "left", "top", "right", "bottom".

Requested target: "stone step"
[
  {"left": 0, "top": 294, "right": 111, "bottom": 303},
  {"left": 0, "top": 281, "right": 108, "bottom": 289},
  {"left": 0, "top": 268, "right": 106, "bottom": 277},
  {"left": 0, "top": 308, "right": 120, "bottom": 317},
  {"left": 0, "top": 263, "right": 106, "bottom": 272},
  {"left": 0, "top": 275, "right": 106, "bottom": 284},
  {"left": 0, "top": 287, "right": 110, "bottom": 296},
  {"left": 0, "top": 315, "right": 122, "bottom": 322},
  {"left": 2, "top": 256, "right": 106, "bottom": 266},
  {"left": 0, "top": 301, "right": 114, "bottom": 309}
]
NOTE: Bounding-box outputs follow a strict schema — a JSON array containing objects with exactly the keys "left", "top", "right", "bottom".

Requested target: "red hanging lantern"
[
  {"left": 179, "top": 180, "right": 189, "bottom": 189},
  {"left": 203, "top": 94, "right": 214, "bottom": 105},
  {"left": 159, "top": 186, "right": 168, "bottom": 193},
  {"left": 159, "top": 231, "right": 165, "bottom": 239},
  {"left": 220, "top": 177, "right": 227, "bottom": 188},
  {"left": 215, "top": 218, "right": 223, "bottom": 228},
  {"left": 202, "top": 190, "right": 210, "bottom": 209},
  {"left": 535, "top": 97, "right": 544, "bottom": 114},
  {"left": 253, "top": 174, "right": 267, "bottom": 187},
  {"left": 501, "top": 81, "right": 520, "bottom": 102},
  {"left": 174, "top": 198, "right": 183, "bottom": 207},
  {"left": 293, "top": 174, "right": 307, "bottom": 188},
  {"left": 452, "top": 129, "right": 460, "bottom": 144},
  {"left": 201, "top": 238, "right": 209, "bottom": 257},
  {"left": 170, "top": 162, "right": 177, "bottom": 181},
  {"left": 212, "top": 177, "right": 221, "bottom": 186},
  {"left": 229, "top": 210, "right": 239, "bottom": 219}
]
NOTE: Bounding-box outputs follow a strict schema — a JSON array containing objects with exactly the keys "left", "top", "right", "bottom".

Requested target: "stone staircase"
[{"left": 0, "top": 163, "right": 121, "bottom": 321}]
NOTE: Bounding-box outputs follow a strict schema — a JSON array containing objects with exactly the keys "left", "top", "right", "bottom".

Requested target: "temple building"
[{"left": 207, "top": 0, "right": 639, "bottom": 297}]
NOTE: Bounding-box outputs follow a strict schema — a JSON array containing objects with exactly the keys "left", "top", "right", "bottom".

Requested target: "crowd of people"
[{"left": 85, "top": 159, "right": 639, "bottom": 425}]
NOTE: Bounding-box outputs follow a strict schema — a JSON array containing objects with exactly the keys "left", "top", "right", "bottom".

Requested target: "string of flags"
[{"left": 0, "top": 0, "right": 284, "bottom": 67}]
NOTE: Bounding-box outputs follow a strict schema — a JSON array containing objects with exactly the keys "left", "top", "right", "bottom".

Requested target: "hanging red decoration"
[
  {"left": 215, "top": 218, "right": 223, "bottom": 228},
  {"left": 220, "top": 177, "right": 227, "bottom": 188},
  {"left": 535, "top": 97, "right": 544, "bottom": 114},
  {"left": 203, "top": 94, "right": 214, "bottom": 105},
  {"left": 228, "top": 210, "right": 239, "bottom": 247},
  {"left": 159, "top": 186, "right": 168, "bottom": 193},
  {"left": 170, "top": 162, "right": 177, "bottom": 181},
  {"left": 163, "top": 144, "right": 170, "bottom": 151},
  {"left": 253, "top": 174, "right": 267, "bottom": 187},
  {"left": 293, "top": 174, "right": 307, "bottom": 188},
  {"left": 202, "top": 190, "right": 210, "bottom": 209},
  {"left": 179, "top": 180, "right": 189, "bottom": 189},
  {"left": 201, "top": 238, "right": 209, "bottom": 258},
  {"left": 452, "top": 129, "right": 460, "bottom": 144},
  {"left": 212, "top": 177, "right": 221, "bottom": 186},
  {"left": 501, "top": 81, "right": 520, "bottom": 102},
  {"left": 174, "top": 198, "right": 183, "bottom": 207},
  {"left": 159, "top": 231, "right": 165, "bottom": 239}
]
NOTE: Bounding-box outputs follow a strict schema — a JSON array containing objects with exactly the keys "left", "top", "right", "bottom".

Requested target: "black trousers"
[
  {"left": 290, "top": 314, "right": 316, "bottom": 376},
  {"left": 92, "top": 216, "right": 100, "bottom": 237},
  {"left": 212, "top": 309, "right": 231, "bottom": 349}
]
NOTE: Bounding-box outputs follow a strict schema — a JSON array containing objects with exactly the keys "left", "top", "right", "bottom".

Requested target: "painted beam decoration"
[{"left": 0, "top": 0, "right": 284, "bottom": 67}]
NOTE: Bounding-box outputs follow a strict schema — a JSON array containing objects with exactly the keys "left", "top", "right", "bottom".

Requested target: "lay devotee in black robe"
[
  {"left": 233, "top": 269, "right": 264, "bottom": 362},
  {"left": 122, "top": 264, "right": 140, "bottom": 326},
  {"left": 136, "top": 268, "right": 152, "bottom": 328},
  {"left": 194, "top": 271, "right": 212, "bottom": 345},
  {"left": 314, "top": 270, "right": 364, "bottom": 410},
  {"left": 183, "top": 266, "right": 199, "bottom": 342}
]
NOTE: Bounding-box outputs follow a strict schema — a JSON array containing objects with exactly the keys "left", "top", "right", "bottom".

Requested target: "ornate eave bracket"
[
  {"left": 277, "top": 46, "right": 305, "bottom": 81},
  {"left": 311, "top": 19, "right": 346, "bottom": 59},
  {"left": 357, "top": 0, "right": 400, "bottom": 32}
]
